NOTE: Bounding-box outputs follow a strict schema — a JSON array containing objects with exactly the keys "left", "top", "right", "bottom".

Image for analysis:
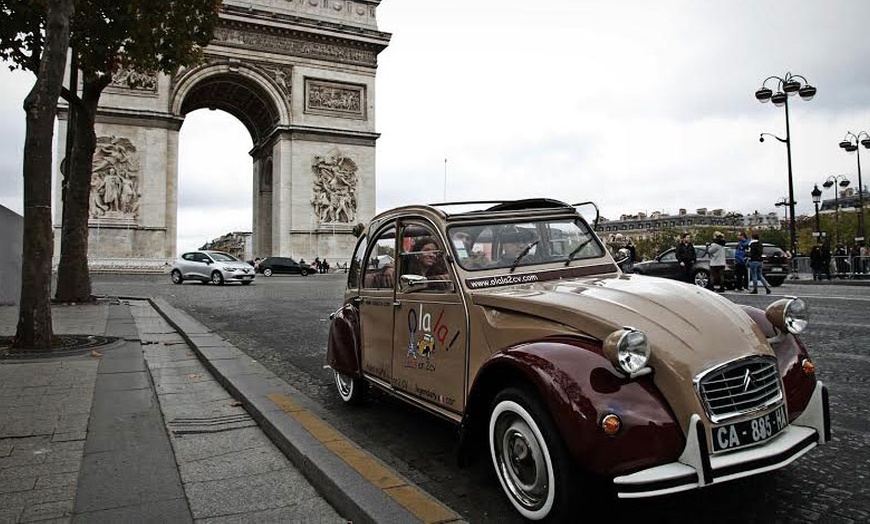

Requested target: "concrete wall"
[{"left": 0, "top": 204, "right": 23, "bottom": 305}]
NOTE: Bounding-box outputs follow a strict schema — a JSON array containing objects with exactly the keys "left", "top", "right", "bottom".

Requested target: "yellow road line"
[{"left": 266, "top": 393, "right": 464, "bottom": 523}]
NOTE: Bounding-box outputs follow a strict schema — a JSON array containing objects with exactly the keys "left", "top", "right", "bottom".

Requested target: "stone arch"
[
  {"left": 170, "top": 61, "right": 290, "bottom": 145},
  {"left": 54, "top": 1, "right": 390, "bottom": 271}
]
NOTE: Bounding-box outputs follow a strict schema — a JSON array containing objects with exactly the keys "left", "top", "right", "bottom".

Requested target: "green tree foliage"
[{"left": 0, "top": 0, "right": 74, "bottom": 348}]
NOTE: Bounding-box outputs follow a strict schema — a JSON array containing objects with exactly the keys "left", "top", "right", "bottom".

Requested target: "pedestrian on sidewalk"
[
  {"left": 734, "top": 231, "right": 749, "bottom": 291},
  {"left": 676, "top": 233, "right": 696, "bottom": 284},
  {"left": 706, "top": 231, "right": 727, "bottom": 292},
  {"left": 748, "top": 232, "right": 771, "bottom": 294},
  {"left": 810, "top": 243, "right": 824, "bottom": 281}
]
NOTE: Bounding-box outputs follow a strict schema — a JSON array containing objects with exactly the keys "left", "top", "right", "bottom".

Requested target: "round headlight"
[
  {"left": 604, "top": 328, "right": 651, "bottom": 374},
  {"left": 784, "top": 298, "right": 808, "bottom": 334},
  {"left": 765, "top": 297, "right": 809, "bottom": 335}
]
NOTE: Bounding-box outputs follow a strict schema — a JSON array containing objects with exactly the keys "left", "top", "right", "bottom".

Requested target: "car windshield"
[
  {"left": 210, "top": 252, "right": 238, "bottom": 262},
  {"left": 448, "top": 217, "right": 605, "bottom": 271}
]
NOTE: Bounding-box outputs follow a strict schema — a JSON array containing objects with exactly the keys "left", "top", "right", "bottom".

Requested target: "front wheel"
[
  {"left": 170, "top": 270, "right": 183, "bottom": 285},
  {"left": 489, "top": 387, "right": 576, "bottom": 522},
  {"left": 333, "top": 370, "right": 367, "bottom": 405},
  {"left": 211, "top": 271, "right": 225, "bottom": 285},
  {"left": 300, "top": 268, "right": 309, "bottom": 277},
  {"left": 693, "top": 269, "right": 711, "bottom": 289},
  {"left": 767, "top": 276, "right": 785, "bottom": 287}
]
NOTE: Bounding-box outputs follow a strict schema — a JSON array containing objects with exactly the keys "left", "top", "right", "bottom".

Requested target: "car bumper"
[
  {"left": 222, "top": 270, "right": 256, "bottom": 282},
  {"left": 613, "top": 381, "right": 830, "bottom": 498}
]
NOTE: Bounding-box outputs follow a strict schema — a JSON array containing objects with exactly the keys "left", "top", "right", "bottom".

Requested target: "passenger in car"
[{"left": 406, "top": 237, "right": 450, "bottom": 282}]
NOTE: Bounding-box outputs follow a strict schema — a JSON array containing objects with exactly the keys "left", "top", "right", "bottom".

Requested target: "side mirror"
[{"left": 205, "top": 259, "right": 213, "bottom": 265}]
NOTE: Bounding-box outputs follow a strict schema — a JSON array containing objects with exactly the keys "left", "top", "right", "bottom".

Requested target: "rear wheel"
[
  {"left": 333, "top": 370, "right": 367, "bottom": 405},
  {"left": 263, "top": 268, "right": 273, "bottom": 277},
  {"left": 211, "top": 271, "right": 225, "bottom": 285},
  {"left": 489, "top": 387, "right": 577, "bottom": 522},
  {"left": 693, "top": 269, "right": 710, "bottom": 289},
  {"left": 170, "top": 270, "right": 183, "bottom": 285},
  {"left": 768, "top": 276, "right": 785, "bottom": 287},
  {"left": 300, "top": 268, "right": 309, "bottom": 276}
]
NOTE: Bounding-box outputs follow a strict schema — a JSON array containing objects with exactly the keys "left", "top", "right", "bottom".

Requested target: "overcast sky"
[{"left": 2, "top": 0, "right": 870, "bottom": 253}]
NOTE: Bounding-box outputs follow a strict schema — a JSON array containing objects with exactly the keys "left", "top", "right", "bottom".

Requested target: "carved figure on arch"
[
  {"left": 89, "top": 136, "right": 141, "bottom": 220},
  {"left": 311, "top": 151, "right": 358, "bottom": 223}
]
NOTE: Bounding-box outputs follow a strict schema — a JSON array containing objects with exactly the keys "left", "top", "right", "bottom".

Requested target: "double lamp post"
[{"left": 838, "top": 131, "right": 870, "bottom": 245}]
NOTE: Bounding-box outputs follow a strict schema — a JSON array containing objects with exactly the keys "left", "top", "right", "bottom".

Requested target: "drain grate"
[
  {"left": 0, "top": 334, "right": 120, "bottom": 360},
  {"left": 167, "top": 413, "right": 256, "bottom": 434}
]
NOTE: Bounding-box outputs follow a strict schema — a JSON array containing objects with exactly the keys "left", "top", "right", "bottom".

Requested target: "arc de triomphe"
[{"left": 54, "top": 0, "right": 390, "bottom": 269}]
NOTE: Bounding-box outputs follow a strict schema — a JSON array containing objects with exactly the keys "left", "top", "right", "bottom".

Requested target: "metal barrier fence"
[{"left": 792, "top": 256, "right": 870, "bottom": 279}]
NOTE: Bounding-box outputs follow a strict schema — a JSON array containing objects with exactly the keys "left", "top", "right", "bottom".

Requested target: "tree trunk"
[
  {"left": 55, "top": 76, "right": 107, "bottom": 303},
  {"left": 15, "top": 0, "right": 74, "bottom": 349}
]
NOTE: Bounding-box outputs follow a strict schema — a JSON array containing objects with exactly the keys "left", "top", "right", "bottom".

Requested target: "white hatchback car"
[{"left": 170, "top": 251, "right": 256, "bottom": 285}]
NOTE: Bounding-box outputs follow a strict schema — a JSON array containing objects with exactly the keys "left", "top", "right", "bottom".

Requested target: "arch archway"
[{"left": 54, "top": 1, "right": 390, "bottom": 270}]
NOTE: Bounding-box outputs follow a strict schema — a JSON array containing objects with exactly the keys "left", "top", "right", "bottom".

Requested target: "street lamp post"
[
  {"left": 822, "top": 175, "right": 851, "bottom": 246},
  {"left": 755, "top": 72, "right": 816, "bottom": 263},
  {"left": 811, "top": 184, "right": 823, "bottom": 239},
  {"left": 838, "top": 131, "right": 870, "bottom": 245}
]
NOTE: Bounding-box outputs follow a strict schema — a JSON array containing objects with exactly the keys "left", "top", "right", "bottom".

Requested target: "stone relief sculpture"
[
  {"left": 311, "top": 151, "right": 358, "bottom": 223},
  {"left": 110, "top": 68, "right": 158, "bottom": 91},
  {"left": 89, "top": 136, "right": 141, "bottom": 220},
  {"left": 306, "top": 79, "right": 364, "bottom": 117}
]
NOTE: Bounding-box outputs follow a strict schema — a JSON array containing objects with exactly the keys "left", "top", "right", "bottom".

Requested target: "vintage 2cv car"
[{"left": 326, "top": 198, "right": 829, "bottom": 521}]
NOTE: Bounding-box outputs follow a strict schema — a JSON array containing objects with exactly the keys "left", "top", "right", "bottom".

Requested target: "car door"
[
  {"left": 358, "top": 225, "right": 397, "bottom": 385},
  {"left": 178, "top": 253, "right": 198, "bottom": 278},
  {"left": 646, "top": 249, "right": 679, "bottom": 278},
  {"left": 391, "top": 221, "right": 467, "bottom": 414}
]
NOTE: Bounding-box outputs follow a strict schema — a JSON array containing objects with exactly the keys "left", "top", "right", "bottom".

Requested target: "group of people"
[
  {"left": 809, "top": 242, "right": 869, "bottom": 280},
  {"left": 675, "top": 231, "right": 772, "bottom": 294}
]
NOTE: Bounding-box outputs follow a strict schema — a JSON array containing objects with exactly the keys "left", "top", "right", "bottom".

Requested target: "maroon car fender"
[
  {"left": 465, "top": 337, "right": 684, "bottom": 477},
  {"left": 326, "top": 303, "right": 362, "bottom": 378},
  {"left": 740, "top": 305, "right": 817, "bottom": 421}
]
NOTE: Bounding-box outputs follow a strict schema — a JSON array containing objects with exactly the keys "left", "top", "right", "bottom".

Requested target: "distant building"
[
  {"left": 597, "top": 207, "right": 780, "bottom": 243},
  {"left": 819, "top": 186, "right": 869, "bottom": 213},
  {"left": 201, "top": 231, "right": 253, "bottom": 261}
]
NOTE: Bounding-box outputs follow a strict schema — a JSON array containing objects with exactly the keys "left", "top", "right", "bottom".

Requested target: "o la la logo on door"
[{"left": 405, "top": 304, "right": 460, "bottom": 364}]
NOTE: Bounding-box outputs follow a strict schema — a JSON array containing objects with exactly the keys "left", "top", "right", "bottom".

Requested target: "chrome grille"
[{"left": 697, "top": 357, "right": 782, "bottom": 422}]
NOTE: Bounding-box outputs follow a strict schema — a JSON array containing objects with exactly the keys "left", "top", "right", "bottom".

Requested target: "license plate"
[
  {"left": 769, "top": 267, "right": 783, "bottom": 272},
  {"left": 711, "top": 405, "right": 788, "bottom": 453}
]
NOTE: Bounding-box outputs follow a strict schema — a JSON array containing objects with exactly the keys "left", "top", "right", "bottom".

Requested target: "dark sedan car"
[
  {"left": 257, "top": 256, "right": 312, "bottom": 277},
  {"left": 633, "top": 243, "right": 789, "bottom": 288}
]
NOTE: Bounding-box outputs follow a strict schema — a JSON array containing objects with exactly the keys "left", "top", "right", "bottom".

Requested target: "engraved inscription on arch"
[
  {"left": 213, "top": 25, "right": 377, "bottom": 66},
  {"left": 305, "top": 78, "right": 365, "bottom": 119}
]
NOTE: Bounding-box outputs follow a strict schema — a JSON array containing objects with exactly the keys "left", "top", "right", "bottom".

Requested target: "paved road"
[{"left": 93, "top": 274, "right": 870, "bottom": 523}]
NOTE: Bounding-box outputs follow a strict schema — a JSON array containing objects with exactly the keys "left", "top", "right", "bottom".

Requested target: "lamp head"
[
  {"left": 798, "top": 85, "right": 817, "bottom": 100},
  {"left": 755, "top": 87, "right": 773, "bottom": 103},
  {"left": 811, "top": 184, "right": 822, "bottom": 203},
  {"left": 839, "top": 179, "right": 851, "bottom": 188},
  {"left": 783, "top": 80, "right": 801, "bottom": 94},
  {"left": 839, "top": 140, "right": 852, "bottom": 149},
  {"left": 846, "top": 144, "right": 858, "bottom": 153},
  {"left": 861, "top": 138, "right": 870, "bottom": 149},
  {"left": 759, "top": 135, "right": 765, "bottom": 143},
  {"left": 771, "top": 92, "right": 787, "bottom": 106},
  {"left": 822, "top": 180, "right": 834, "bottom": 189}
]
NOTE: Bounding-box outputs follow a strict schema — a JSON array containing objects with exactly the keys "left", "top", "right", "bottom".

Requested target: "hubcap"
[
  {"left": 495, "top": 415, "right": 548, "bottom": 510},
  {"left": 335, "top": 371, "right": 353, "bottom": 399}
]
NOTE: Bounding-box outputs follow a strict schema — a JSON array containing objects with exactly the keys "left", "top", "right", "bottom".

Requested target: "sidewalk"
[{"left": 0, "top": 299, "right": 463, "bottom": 523}]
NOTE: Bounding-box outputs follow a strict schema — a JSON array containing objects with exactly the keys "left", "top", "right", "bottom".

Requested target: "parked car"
[
  {"left": 633, "top": 243, "right": 789, "bottom": 288},
  {"left": 326, "top": 198, "right": 828, "bottom": 521},
  {"left": 257, "top": 256, "right": 312, "bottom": 277},
  {"left": 170, "top": 251, "right": 255, "bottom": 285}
]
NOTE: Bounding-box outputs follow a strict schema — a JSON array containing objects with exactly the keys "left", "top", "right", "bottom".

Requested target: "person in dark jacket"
[
  {"left": 810, "top": 243, "right": 824, "bottom": 281},
  {"left": 675, "top": 233, "right": 696, "bottom": 283},
  {"left": 748, "top": 232, "right": 771, "bottom": 294}
]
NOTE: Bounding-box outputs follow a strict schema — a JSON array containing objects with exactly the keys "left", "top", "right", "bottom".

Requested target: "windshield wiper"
[
  {"left": 564, "top": 238, "right": 594, "bottom": 266},
  {"left": 509, "top": 241, "right": 539, "bottom": 273}
]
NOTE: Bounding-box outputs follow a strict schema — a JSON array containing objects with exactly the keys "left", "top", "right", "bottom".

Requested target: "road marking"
[{"left": 266, "top": 393, "right": 464, "bottom": 523}]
